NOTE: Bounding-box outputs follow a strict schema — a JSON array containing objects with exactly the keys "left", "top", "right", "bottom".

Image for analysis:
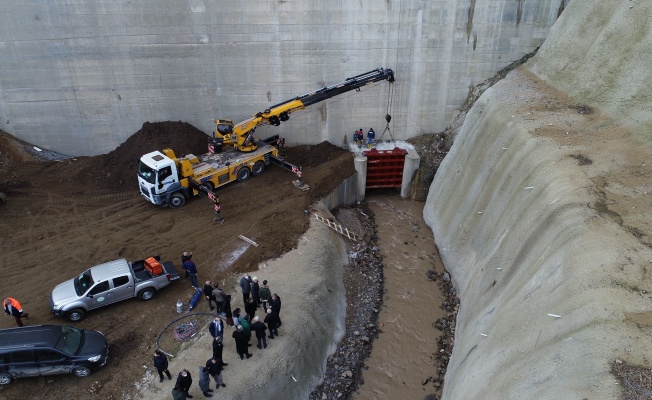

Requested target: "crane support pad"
[{"left": 270, "top": 155, "right": 302, "bottom": 177}]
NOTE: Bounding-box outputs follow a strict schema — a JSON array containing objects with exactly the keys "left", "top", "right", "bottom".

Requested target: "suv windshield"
[
  {"left": 54, "top": 326, "right": 83, "bottom": 355},
  {"left": 138, "top": 161, "right": 156, "bottom": 184},
  {"left": 73, "top": 270, "right": 94, "bottom": 296}
]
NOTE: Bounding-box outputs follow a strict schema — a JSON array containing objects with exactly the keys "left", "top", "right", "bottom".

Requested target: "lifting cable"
[{"left": 379, "top": 79, "right": 396, "bottom": 142}]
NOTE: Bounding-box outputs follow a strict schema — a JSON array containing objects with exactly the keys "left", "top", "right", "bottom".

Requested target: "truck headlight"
[{"left": 88, "top": 354, "right": 101, "bottom": 362}]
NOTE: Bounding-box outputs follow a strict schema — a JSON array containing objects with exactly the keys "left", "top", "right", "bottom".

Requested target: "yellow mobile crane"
[
  {"left": 137, "top": 68, "right": 394, "bottom": 208},
  {"left": 212, "top": 67, "right": 395, "bottom": 153}
]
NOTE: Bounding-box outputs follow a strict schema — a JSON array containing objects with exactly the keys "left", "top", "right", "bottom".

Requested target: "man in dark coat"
[
  {"left": 251, "top": 316, "right": 268, "bottom": 349},
  {"left": 198, "top": 366, "right": 214, "bottom": 398},
  {"left": 270, "top": 293, "right": 282, "bottom": 327},
  {"left": 203, "top": 281, "right": 216, "bottom": 311},
  {"left": 244, "top": 297, "right": 257, "bottom": 321},
  {"left": 212, "top": 336, "right": 225, "bottom": 363},
  {"left": 153, "top": 349, "right": 172, "bottom": 383},
  {"left": 264, "top": 308, "right": 279, "bottom": 339},
  {"left": 239, "top": 273, "right": 252, "bottom": 303},
  {"left": 232, "top": 325, "right": 252, "bottom": 359},
  {"left": 205, "top": 357, "right": 226, "bottom": 389},
  {"left": 176, "top": 369, "right": 193, "bottom": 398},
  {"left": 251, "top": 277, "right": 261, "bottom": 306},
  {"left": 208, "top": 317, "right": 224, "bottom": 342},
  {"left": 182, "top": 252, "right": 199, "bottom": 289}
]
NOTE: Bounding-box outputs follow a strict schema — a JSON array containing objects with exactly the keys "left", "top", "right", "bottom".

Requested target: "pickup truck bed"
[{"left": 130, "top": 257, "right": 180, "bottom": 282}]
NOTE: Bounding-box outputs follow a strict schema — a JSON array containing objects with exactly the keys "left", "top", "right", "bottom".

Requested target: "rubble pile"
[{"left": 310, "top": 204, "right": 384, "bottom": 400}]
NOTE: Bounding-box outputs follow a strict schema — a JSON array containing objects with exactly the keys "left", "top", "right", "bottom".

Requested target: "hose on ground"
[
  {"left": 155, "top": 312, "right": 220, "bottom": 358},
  {"left": 173, "top": 320, "right": 198, "bottom": 341}
]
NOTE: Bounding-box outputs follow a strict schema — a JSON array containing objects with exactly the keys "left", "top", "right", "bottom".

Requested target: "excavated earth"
[
  {"left": 0, "top": 122, "right": 359, "bottom": 399},
  {"left": 0, "top": 122, "right": 452, "bottom": 400}
]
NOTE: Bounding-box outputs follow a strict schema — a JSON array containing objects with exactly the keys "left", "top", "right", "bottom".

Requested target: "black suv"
[{"left": 0, "top": 325, "right": 108, "bottom": 385}]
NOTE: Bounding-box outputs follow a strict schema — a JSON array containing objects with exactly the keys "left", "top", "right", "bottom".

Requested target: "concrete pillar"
[
  {"left": 354, "top": 155, "right": 368, "bottom": 201},
  {"left": 401, "top": 148, "right": 420, "bottom": 198}
]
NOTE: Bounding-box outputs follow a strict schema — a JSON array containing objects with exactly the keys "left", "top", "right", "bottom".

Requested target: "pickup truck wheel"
[
  {"left": 0, "top": 373, "right": 11, "bottom": 385},
  {"left": 237, "top": 167, "right": 251, "bottom": 182},
  {"left": 251, "top": 161, "right": 265, "bottom": 176},
  {"left": 67, "top": 309, "right": 86, "bottom": 322},
  {"left": 169, "top": 193, "right": 185, "bottom": 209},
  {"left": 138, "top": 288, "right": 156, "bottom": 301},
  {"left": 72, "top": 366, "right": 91, "bottom": 377}
]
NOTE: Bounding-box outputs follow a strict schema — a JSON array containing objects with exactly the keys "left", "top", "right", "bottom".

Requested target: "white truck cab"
[{"left": 138, "top": 151, "right": 184, "bottom": 207}]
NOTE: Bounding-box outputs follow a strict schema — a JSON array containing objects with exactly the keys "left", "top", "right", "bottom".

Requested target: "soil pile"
[{"left": 0, "top": 122, "right": 355, "bottom": 399}]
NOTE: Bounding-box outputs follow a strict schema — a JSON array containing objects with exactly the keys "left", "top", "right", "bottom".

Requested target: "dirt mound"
[{"left": 283, "top": 141, "right": 348, "bottom": 168}]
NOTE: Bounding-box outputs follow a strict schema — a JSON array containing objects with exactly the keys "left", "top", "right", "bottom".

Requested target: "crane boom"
[{"left": 213, "top": 67, "right": 394, "bottom": 152}]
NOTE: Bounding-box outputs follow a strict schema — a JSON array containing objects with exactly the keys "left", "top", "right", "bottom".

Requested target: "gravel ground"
[{"left": 309, "top": 204, "right": 384, "bottom": 400}]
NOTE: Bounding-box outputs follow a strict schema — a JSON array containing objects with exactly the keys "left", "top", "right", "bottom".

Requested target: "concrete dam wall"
[
  {"left": 424, "top": 1, "right": 652, "bottom": 398},
  {"left": 0, "top": 0, "right": 565, "bottom": 156}
]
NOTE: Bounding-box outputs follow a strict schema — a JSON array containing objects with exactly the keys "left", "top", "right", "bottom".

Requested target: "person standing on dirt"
[
  {"left": 212, "top": 285, "right": 226, "bottom": 315},
  {"left": 251, "top": 277, "right": 261, "bottom": 307},
  {"left": 203, "top": 281, "right": 216, "bottom": 311},
  {"left": 209, "top": 317, "right": 224, "bottom": 343},
  {"left": 182, "top": 252, "right": 199, "bottom": 289},
  {"left": 176, "top": 369, "right": 193, "bottom": 398},
  {"left": 244, "top": 297, "right": 257, "bottom": 321},
  {"left": 154, "top": 350, "right": 172, "bottom": 383},
  {"left": 4, "top": 297, "right": 28, "bottom": 327},
  {"left": 232, "top": 325, "right": 252, "bottom": 359},
  {"left": 270, "top": 293, "right": 282, "bottom": 327},
  {"left": 212, "top": 336, "right": 226, "bottom": 364},
  {"left": 264, "top": 308, "right": 279, "bottom": 340},
  {"left": 205, "top": 357, "right": 226, "bottom": 390},
  {"left": 207, "top": 192, "right": 224, "bottom": 224},
  {"left": 198, "top": 366, "right": 214, "bottom": 398},
  {"left": 240, "top": 315, "right": 252, "bottom": 346},
  {"left": 251, "top": 316, "right": 268, "bottom": 349},
  {"left": 259, "top": 280, "right": 272, "bottom": 312},
  {"left": 239, "top": 273, "right": 252, "bottom": 303}
]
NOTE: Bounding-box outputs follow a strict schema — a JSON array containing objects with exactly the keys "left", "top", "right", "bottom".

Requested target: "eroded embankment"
[{"left": 424, "top": 69, "right": 652, "bottom": 399}]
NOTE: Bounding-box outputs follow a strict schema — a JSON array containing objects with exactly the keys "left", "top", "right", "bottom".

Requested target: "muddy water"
[{"left": 354, "top": 194, "right": 447, "bottom": 400}]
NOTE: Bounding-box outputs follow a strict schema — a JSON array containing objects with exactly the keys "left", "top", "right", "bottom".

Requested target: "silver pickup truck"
[{"left": 50, "top": 256, "right": 180, "bottom": 322}]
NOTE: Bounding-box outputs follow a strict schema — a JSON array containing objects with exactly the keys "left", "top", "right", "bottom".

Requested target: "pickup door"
[{"left": 86, "top": 275, "right": 133, "bottom": 310}]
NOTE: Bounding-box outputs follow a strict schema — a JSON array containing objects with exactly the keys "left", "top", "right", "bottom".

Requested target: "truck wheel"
[
  {"left": 237, "top": 167, "right": 251, "bottom": 182},
  {"left": 251, "top": 161, "right": 265, "bottom": 176},
  {"left": 72, "top": 366, "right": 91, "bottom": 377},
  {"left": 0, "top": 373, "right": 11, "bottom": 385},
  {"left": 169, "top": 193, "right": 185, "bottom": 209},
  {"left": 138, "top": 288, "right": 156, "bottom": 301},
  {"left": 67, "top": 309, "right": 86, "bottom": 322}
]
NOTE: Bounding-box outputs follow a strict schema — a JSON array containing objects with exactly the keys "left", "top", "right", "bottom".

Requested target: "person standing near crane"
[
  {"left": 367, "top": 128, "right": 376, "bottom": 148},
  {"left": 207, "top": 192, "right": 224, "bottom": 224}
]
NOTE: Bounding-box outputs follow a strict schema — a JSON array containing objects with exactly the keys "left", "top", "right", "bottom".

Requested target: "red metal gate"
[{"left": 363, "top": 147, "right": 407, "bottom": 188}]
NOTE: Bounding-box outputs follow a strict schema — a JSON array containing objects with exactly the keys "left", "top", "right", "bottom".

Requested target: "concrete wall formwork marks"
[
  {"left": 423, "top": 74, "right": 652, "bottom": 399},
  {"left": 0, "top": 0, "right": 562, "bottom": 156}
]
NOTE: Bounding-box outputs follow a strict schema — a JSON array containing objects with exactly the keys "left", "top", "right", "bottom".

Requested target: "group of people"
[
  {"left": 155, "top": 350, "right": 226, "bottom": 399},
  {"left": 353, "top": 128, "right": 375, "bottom": 148},
  {"left": 169, "top": 253, "right": 284, "bottom": 398}
]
